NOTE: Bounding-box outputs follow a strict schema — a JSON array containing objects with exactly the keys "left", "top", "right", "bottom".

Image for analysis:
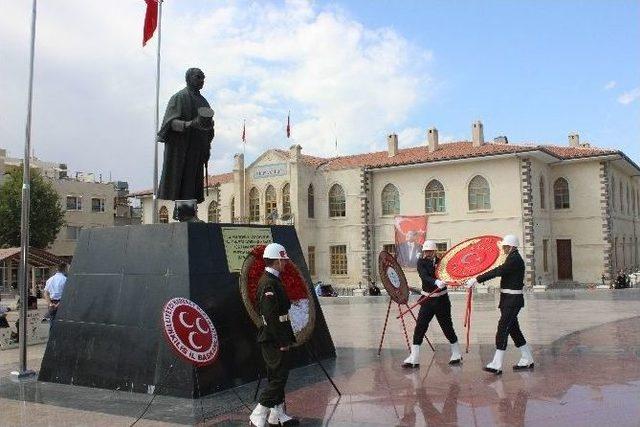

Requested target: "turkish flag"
[
  {"left": 286, "top": 113, "right": 291, "bottom": 138},
  {"left": 143, "top": 0, "right": 158, "bottom": 46}
]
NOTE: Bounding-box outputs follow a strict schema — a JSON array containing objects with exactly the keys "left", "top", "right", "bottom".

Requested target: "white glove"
[
  {"left": 465, "top": 278, "right": 478, "bottom": 289},
  {"left": 435, "top": 279, "right": 446, "bottom": 289}
]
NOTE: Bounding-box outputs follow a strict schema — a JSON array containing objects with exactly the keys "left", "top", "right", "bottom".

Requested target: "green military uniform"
[{"left": 257, "top": 269, "right": 296, "bottom": 408}]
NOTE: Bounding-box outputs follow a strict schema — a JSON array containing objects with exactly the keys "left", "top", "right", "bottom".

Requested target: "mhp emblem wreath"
[
  {"left": 162, "top": 297, "right": 220, "bottom": 367},
  {"left": 239, "top": 245, "right": 316, "bottom": 345}
]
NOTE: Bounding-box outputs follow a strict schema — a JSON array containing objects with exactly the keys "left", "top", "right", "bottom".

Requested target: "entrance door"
[{"left": 556, "top": 239, "right": 573, "bottom": 280}]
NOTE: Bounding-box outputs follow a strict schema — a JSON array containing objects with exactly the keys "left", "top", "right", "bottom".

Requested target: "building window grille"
[
  {"left": 208, "top": 200, "right": 219, "bottom": 223},
  {"left": 158, "top": 206, "right": 169, "bottom": 223},
  {"left": 381, "top": 184, "right": 400, "bottom": 215},
  {"left": 329, "top": 184, "right": 346, "bottom": 217},
  {"left": 539, "top": 176, "right": 546, "bottom": 209},
  {"left": 553, "top": 178, "right": 570, "bottom": 209},
  {"left": 91, "top": 198, "right": 105, "bottom": 213},
  {"left": 468, "top": 175, "right": 491, "bottom": 211},
  {"left": 425, "top": 180, "right": 445, "bottom": 213},
  {"left": 282, "top": 183, "right": 291, "bottom": 216},
  {"left": 249, "top": 187, "right": 260, "bottom": 221},
  {"left": 330, "top": 245, "right": 347, "bottom": 275},
  {"left": 66, "top": 196, "right": 82, "bottom": 211},
  {"left": 307, "top": 184, "right": 315, "bottom": 218}
]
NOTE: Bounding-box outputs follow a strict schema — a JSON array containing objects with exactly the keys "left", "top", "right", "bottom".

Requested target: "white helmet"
[
  {"left": 500, "top": 234, "right": 519, "bottom": 247},
  {"left": 422, "top": 240, "right": 437, "bottom": 251},
  {"left": 263, "top": 243, "right": 289, "bottom": 260}
]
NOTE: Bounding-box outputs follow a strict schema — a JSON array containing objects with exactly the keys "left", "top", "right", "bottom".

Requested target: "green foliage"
[{"left": 0, "top": 167, "right": 65, "bottom": 248}]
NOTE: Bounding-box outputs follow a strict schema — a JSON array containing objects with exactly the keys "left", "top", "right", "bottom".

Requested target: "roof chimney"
[
  {"left": 427, "top": 128, "right": 439, "bottom": 152},
  {"left": 472, "top": 120, "right": 484, "bottom": 147},
  {"left": 493, "top": 136, "right": 508, "bottom": 144},
  {"left": 568, "top": 132, "right": 580, "bottom": 147},
  {"left": 233, "top": 153, "right": 244, "bottom": 171},
  {"left": 289, "top": 144, "right": 301, "bottom": 162},
  {"left": 387, "top": 134, "right": 398, "bottom": 157}
]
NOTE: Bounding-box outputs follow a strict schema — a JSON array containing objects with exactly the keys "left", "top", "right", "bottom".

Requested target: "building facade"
[
  {"left": 1, "top": 149, "right": 137, "bottom": 260},
  {"left": 133, "top": 122, "right": 640, "bottom": 287}
]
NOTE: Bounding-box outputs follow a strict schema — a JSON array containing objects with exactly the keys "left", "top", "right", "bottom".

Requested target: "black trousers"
[
  {"left": 259, "top": 342, "right": 289, "bottom": 408},
  {"left": 413, "top": 298, "right": 458, "bottom": 345},
  {"left": 496, "top": 306, "right": 526, "bottom": 350}
]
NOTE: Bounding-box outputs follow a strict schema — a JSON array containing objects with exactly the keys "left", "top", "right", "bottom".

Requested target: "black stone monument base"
[{"left": 38, "top": 223, "right": 335, "bottom": 398}]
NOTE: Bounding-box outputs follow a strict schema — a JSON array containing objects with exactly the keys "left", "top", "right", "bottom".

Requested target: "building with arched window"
[
  {"left": 132, "top": 123, "right": 640, "bottom": 288},
  {"left": 425, "top": 180, "right": 445, "bottom": 213},
  {"left": 381, "top": 183, "right": 400, "bottom": 215}
]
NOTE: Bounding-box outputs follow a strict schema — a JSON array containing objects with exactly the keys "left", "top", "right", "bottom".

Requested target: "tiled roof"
[
  {"left": 128, "top": 142, "right": 626, "bottom": 197},
  {"left": 542, "top": 145, "right": 618, "bottom": 159},
  {"left": 128, "top": 172, "right": 235, "bottom": 197},
  {"left": 0, "top": 247, "right": 67, "bottom": 266},
  {"left": 315, "top": 141, "right": 619, "bottom": 171}
]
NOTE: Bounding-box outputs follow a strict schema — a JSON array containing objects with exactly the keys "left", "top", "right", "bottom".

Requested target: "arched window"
[
  {"left": 207, "top": 200, "right": 219, "bottom": 223},
  {"left": 626, "top": 185, "right": 630, "bottom": 214},
  {"left": 230, "top": 197, "right": 235, "bottom": 223},
  {"left": 554, "top": 178, "right": 570, "bottom": 209},
  {"left": 249, "top": 187, "right": 260, "bottom": 221},
  {"left": 307, "top": 184, "right": 315, "bottom": 218},
  {"left": 619, "top": 182, "right": 623, "bottom": 212},
  {"left": 265, "top": 185, "right": 277, "bottom": 218},
  {"left": 425, "top": 180, "right": 445, "bottom": 213},
  {"left": 611, "top": 177, "right": 616, "bottom": 212},
  {"left": 158, "top": 206, "right": 169, "bottom": 223},
  {"left": 539, "top": 176, "right": 546, "bottom": 209},
  {"left": 282, "top": 183, "right": 291, "bottom": 216},
  {"left": 381, "top": 183, "right": 400, "bottom": 215},
  {"left": 468, "top": 175, "right": 490, "bottom": 211},
  {"left": 329, "top": 184, "right": 346, "bottom": 217}
]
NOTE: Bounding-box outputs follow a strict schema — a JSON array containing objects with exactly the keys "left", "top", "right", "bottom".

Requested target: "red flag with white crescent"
[
  {"left": 286, "top": 112, "right": 291, "bottom": 139},
  {"left": 143, "top": 0, "right": 158, "bottom": 46}
]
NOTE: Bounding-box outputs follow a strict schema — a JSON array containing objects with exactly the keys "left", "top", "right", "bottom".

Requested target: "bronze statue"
[{"left": 157, "top": 68, "right": 214, "bottom": 221}]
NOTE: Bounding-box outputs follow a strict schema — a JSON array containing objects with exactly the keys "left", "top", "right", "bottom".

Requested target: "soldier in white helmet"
[
  {"left": 250, "top": 243, "right": 299, "bottom": 427},
  {"left": 465, "top": 234, "right": 534, "bottom": 374},
  {"left": 402, "top": 240, "right": 462, "bottom": 368}
]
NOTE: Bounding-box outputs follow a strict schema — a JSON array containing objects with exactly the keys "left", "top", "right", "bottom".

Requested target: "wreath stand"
[
  {"left": 377, "top": 299, "right": 435, "bottom": 356},
  {"left": 376, "top": 250, "right": 435, "bottom": 356}
]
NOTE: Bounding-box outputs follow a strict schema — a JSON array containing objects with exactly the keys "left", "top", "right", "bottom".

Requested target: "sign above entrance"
[{"left": 253, "top": 163, "right": 288, "bottom": 179}]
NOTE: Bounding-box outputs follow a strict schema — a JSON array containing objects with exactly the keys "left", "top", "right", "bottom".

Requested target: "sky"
[{"left": 0, "top": 0, "right": 638, "bottom": 190}]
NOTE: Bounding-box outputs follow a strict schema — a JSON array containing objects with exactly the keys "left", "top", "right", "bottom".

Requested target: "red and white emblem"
[{"left": 162, "top": 297, "right": 219, "bottom": 367}]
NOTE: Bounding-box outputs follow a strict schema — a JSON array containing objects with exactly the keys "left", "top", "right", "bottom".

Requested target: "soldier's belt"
[
  {"left": 500, "top": 289, "right": 524, "bottom": 295},
  {"left": 421, "top": 289, "right": 448, "bottom": 298},
  {"left": 261, "top": 314, "right": 290, "bottom": 325}
]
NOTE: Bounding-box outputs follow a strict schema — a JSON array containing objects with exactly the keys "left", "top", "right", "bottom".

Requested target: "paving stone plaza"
[{"left": 1, "top": 289, "right": 639, "bottom": 426}]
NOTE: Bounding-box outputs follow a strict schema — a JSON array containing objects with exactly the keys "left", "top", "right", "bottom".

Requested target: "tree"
[{"left": 0, "top": 166, "right": 65, "bottom": 248}]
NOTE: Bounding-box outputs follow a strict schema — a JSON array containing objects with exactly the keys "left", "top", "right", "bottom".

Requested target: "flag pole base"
[{"left": 10, "top": 369, "right": 36, "bottom": 379}]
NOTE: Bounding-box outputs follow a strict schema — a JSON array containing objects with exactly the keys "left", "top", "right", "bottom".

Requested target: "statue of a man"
[{"left": 157, "top": 68, "right": 214, "bottom": 221}]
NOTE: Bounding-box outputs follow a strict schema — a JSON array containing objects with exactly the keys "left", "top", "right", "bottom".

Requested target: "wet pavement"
[{"left": 1, "top": 289, "right": 639, "bottom": 426}]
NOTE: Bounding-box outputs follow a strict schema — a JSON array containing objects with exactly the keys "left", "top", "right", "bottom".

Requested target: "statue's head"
[{"left": 185, "top": 68, "right": 205, "bottom": 91}]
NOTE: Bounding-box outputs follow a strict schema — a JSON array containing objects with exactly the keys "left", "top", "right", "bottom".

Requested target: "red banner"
[{"left": 394, "top": 215, "right": 428, "bottom": 269}]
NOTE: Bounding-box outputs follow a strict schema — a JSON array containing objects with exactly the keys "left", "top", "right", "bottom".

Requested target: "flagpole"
[
  {"left": 242, "top": 119, "right": 246, "bottom": 224},
  {"left": 13, "top": 0, "right": 38, "bottom": 379},
  {"left": 152, "top": 0, "right": 163, "bottom": 224}
]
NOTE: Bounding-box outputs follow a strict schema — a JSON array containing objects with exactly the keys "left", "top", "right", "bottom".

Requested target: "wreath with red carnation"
[{"left": 239, "top": 245, "right": 316, "bottom": 345}]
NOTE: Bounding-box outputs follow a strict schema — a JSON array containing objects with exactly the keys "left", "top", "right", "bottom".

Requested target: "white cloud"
[
  {"left": 618, "top": 87, "right": 640, "bottom": 105},
  {"left": 604, "top": 80, "right": 617, "bottom": 90},
  {"left": 0, "top": 0, "right": 433, "bottom": 189}
]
